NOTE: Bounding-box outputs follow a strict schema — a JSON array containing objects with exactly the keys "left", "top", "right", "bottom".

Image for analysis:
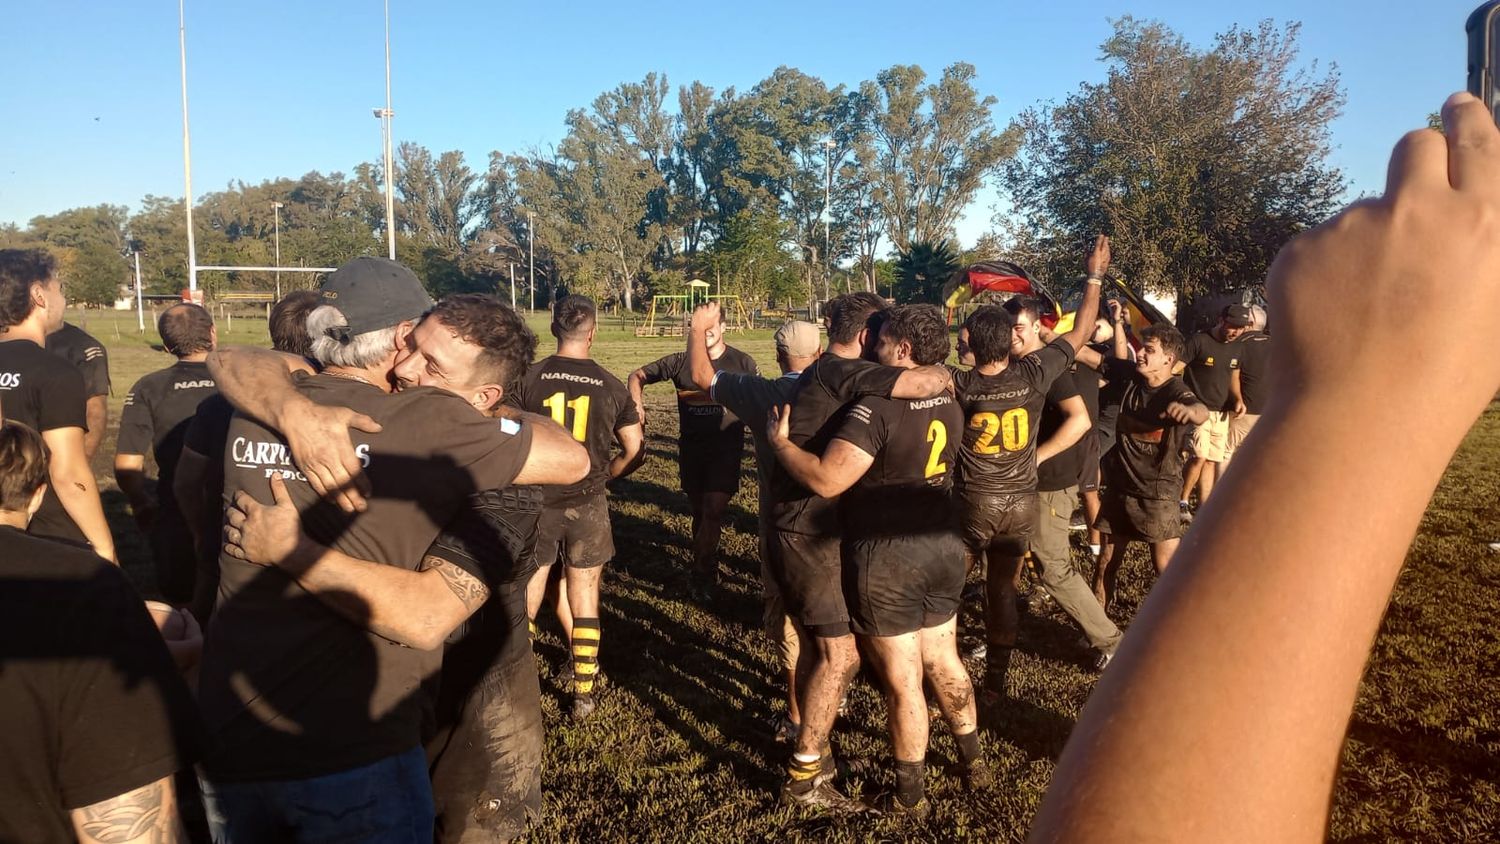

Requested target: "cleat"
[
  {"left": 781, "top": 780, "right": 873, "bottom": 814},
  {"left": 946, "top": 757, "right": 995, "bottom": 791},
  {"left": 1179, "top": 501, "right": 1194, "bottom": 523},
  {"left": 772, "top": 716, "right": 801, "bottom": 745},
  {"left": 570, "top": 694, "right": 596, "bottom": 721},
  {"left": 964, "top": 642, "right": 989, "bottom": 661},
  {"left": 870, "top": 791, "right": 930, "bottom": 818},
  {"left": 1069, "top": 512, "right": 1088, "bottom": 531},
  {"left": 1093, "top": 649, "right": 1115, "bottom": 672}
]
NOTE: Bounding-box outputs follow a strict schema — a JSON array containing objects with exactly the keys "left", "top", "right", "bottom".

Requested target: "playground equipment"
[{"left": 635, "top": 279, "right": 753, "bottom": 337}]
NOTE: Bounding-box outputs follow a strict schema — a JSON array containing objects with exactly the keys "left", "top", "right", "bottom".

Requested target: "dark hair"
[
  {"left": 0, "top": 248, "right": 56, "bottom": 329},
  {"left": 1001, "top": 295, "right": 1047, "bottom": 323},
  {"left": 427, "top": 293, "right": 537, "bottom": 391},
  {"left": 552, "top": 295, "right": 597, "bottom": 341},
  {"left": 270, "top": 290, "right": 320, "bottom": 357},
  {"left": 0, "top": 420, "right": 49, "bottom": 511},
  {"left": 158, "top": 303, "right": 215, "bottom": 357},
  {"left": 880, "top": 304, "right": 950, "bottom": 366},
  {"left": 1140, "top": 323, "right": 1187, "bottom": 362},
  {"left": 826, "top": 291, "right": 887, "bottom": 345},
  {"left": 963, "top": 305, "right": 1016, "bottom": 366}
]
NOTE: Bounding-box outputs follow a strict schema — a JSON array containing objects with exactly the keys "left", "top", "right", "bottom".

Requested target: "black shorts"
[
  {"left": 960, "top": 492, "right": 1037, "bottom": 557},
  {"left": 1094, "top": 491, "right": 1183, "bottom": 543},
  {"left": 1078, "top": 432, "right": 1101, "bottom": 493},
  {"left": 679, "top": 443, "right": 743, "bottom": 499},
  {"left": 843, "top": 533, "right": 965, "bottom": 637},
  {"left": 535, "top": 495, "right": 614, "bottom": 569},
  {"left": 768, "top": 529, "right": 848, "bottom": 637}
]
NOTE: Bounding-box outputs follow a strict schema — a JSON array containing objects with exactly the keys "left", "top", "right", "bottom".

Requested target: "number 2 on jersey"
[
  {"left": 968, "top": 408, "right": 1029, "bottom": 454},
  {"left": 542, "top": 391, "right": 590, "bottom": 442},
  {"left": 925, "top": 420, "right": 948, "bottom": 478}
]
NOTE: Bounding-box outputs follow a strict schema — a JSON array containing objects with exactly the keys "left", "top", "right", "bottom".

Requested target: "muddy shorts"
[
  {"left": 767, "top": 528, "right": 849, "bottom": 638},
  {"left": 1093, "top": 490, "right": 1183, "bottom": 543},
  {"left": 535, "top": 494, "right": 614, "bottom": 569},
  {"left": 960, "top": 492, "right": 1037, "bottom": 557},
  {"left": 842, "top": 533, "right": 965, "bottom": 637}
]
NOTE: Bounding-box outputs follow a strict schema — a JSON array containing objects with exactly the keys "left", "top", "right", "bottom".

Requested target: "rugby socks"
[
  {"left": 984, "top": 645, "right": 1014, "bottom": 694},
  {"left": 528, "top": 619, "right": 538, "bottom": 640},
  {"left": 955, "top": 730, "right": 982, "bottom": 768},
  {"left": 571, "top": 618, "right": 601, "bottom": 697},
  {"left": 894, "top": 760, "right": 925, "bottom": 808},
  {"left": 1089, "top": 543, "right": 1102, "bottom": 557},
  {"left": 785, "top": 752, "right": 822, "bottom": 793}
]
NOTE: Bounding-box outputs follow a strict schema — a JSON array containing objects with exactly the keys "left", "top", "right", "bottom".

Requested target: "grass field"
[{"left": 79, "top": 305, "right": 1497, "bottom": 842}]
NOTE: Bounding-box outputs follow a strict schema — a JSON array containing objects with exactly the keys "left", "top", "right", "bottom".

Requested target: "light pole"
[
  {"left": 271, "top": 201, "right": 284, "bottom": 299},
  {"left": 527, "top": 210, "right": 535, "bottom": 312},
  {"left": 800, "top": 243, "right": 819, "bottom": 318},
  {"left": 379, "top": 0, "right": 396, "bottom": 260},
  {"left": 133, "top": 251, "right": 144, "bottom": 332},
  {"left": 823, "top": 138, "right": 835, "bottom": 302},
  {"left": 178, "top": 0, "right": 198, "bottom": 295}
]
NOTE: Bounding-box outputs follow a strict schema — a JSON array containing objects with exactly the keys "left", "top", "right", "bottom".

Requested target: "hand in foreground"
[
  {"left": 1086, "top": 234, "right": 1111, "bottom": 278},
  {"left": 282, "top": 400, "right": 382, "bottom": 513},
  {"left": 768, "top": 404, "right": 792, "bottom": 446},
  {"left": 224, "top": 473, "right": 307, "bottom": 567},
  {"left": 1163, "top": 402, "right": 1197, "bottom": 424},
  {"left": 691, "top": 301, "right": 722, "bottom": 334},
  {"left": 146, "top": 602, "right": 203, "bottom": 671}
]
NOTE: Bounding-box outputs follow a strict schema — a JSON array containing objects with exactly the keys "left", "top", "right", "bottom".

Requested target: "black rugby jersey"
[
  {"left": 117, "top": 360, "right": 218, "bottom": 513},
  {"left": 515, "top": 355, "right": 638, "bottom": 500},
  {"left": 951, "top": 339, "right": 1073, "bottom": 497},
  {"left": 833, "top": 392, "right": 963, "bottom": 538}
]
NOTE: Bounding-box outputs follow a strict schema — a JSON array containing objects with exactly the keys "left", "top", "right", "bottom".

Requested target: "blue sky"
[{"left": 0, "top": 0, "right": 1473, "bottom": 248}]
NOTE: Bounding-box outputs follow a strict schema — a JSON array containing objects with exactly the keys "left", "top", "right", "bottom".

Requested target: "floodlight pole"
[
  {"left": 528, "top": 210, "right": 535, "bottom": 312},
  {"left": 509, "top": 263, "right": 516, "bottom": 309},
  {"left": 381, "top": 0, "right": 396, "bottom": 260},
  {"left": 178, "top": 0, "right": 198, "bottom": 294},
  {"left": 823, "top": 138, "right": 834, "bottom": 303},
  {"left": 133, "top": 251, "right": 144, "bottom": 332},
  {"left": 272, "top": 201, "right": 284, "bottom": 299}
]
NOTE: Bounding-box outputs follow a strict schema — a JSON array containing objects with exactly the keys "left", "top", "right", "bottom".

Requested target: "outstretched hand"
[
  {"left": 224, "top": 473, "right": 305, "bottom": 567},
  {"left": 282, "top": 401, "right": 382, "bottom": 513},
  {"left": 1086, "top": 234, "right": 1112, "bottom": 278}
]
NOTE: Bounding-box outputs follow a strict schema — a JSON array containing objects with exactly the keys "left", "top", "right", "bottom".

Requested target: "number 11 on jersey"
[{"left": 542, "top": 391, "right": 591, "bottom": 442}]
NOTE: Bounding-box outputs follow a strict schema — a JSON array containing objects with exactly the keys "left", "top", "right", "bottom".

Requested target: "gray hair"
[{"left": 305, "top": 305, "right": 400, "bottom": 369}]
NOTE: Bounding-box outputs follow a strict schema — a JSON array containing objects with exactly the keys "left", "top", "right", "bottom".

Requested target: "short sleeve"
[
  {"left": 613, "top": 378, "right": 640, "bottom": 429},
  {"left": 427, "top": 489, "right": 539, "bottom": 587},
  {"left": 826, "top": 357, "right": 903, "bottom": 404},
  {"left": 38, "top": 365, "right": 89, "bottom": 433},
  {"left": 445, "top": 411, "right": 538, "bottom": 493},
  {"left": 833, "top": 398, "right": 890, "bottom": 458},
  {"left": 711, "top": 372, "right": 774, "bottom": 425},
  {"left": 116, "top": 378, "right": 155, "bottom": 455},
  {"left": 638, "top": 353, "right": 682, "bottom": 385},
  {"left": 1020, "top": 339, "right": 1076, "bottom": 392},
  {"left": 77, "top": 342, "right": 110, "bottom": 397},
  {"left": 55, "top": 565, "right": 202, "bottom": 809},
  {"left": 1045, "top": 369, "right": 1081, "bottom": 405}
]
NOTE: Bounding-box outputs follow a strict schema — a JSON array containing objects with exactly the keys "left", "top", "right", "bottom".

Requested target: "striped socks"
[{"left": 572, "top": 618, "right": 601, "bottom": 697}]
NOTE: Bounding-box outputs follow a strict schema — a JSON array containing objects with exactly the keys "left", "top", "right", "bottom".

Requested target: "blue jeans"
[{"left": 200, "top": 746, "right": 435, "bottom": 843}]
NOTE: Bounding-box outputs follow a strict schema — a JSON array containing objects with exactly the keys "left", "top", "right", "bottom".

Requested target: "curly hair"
[
  {"left": 427, "top": 293, "right": 538, "bottom": 391},
  {"left": 880, "top": 304, "right": 950, "bottom": 366},
  {"left": 963, "top": 305, "right": 1016, "bottom": 367},
  {"left": 1140, "top": 323, "right": 1187, "bottom": 362},
  {"left": 0, "top": 248, "right": 55, "bottom": 329},
  {"left": 270, "top": 290, "right": 320, "bottom": 357},
  {"left": 552, "top": 294, "right": 597, "bottom": 342},
  {"left": 825, "top": 291, "right": 888, "bottom": 346},
  {"left": 0, "top": 420, "right": 50, "bottom": 512}
]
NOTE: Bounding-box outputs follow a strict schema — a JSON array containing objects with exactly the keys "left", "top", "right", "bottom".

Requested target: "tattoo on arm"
[
  {"left": 72, "top": 778, "right": 180, "bottom": 844},
  {"left": 420, "top": 555, "right": 491, "bottom": 612}
]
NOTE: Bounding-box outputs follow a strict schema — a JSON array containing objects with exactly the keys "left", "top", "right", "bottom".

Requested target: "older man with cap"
[
  {"left": 1178, "top": 303, "right": 1252, "bottom": 515},
  {"left": 686, "top": 303, "right": 821, "bottom": 743},
  {"left": 195, "top": 257, "right": 587, "bottom": 843}
]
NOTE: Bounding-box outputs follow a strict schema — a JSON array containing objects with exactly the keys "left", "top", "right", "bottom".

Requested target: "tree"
[
  {"left": 860, "top": 63, "right": 1019, "bottom": 253},
  {"left": 1003, "top": 18, "right": 1346, "bottom": 304},
  {"left": 894, "top": 239, "right": 959, "bottom": 303}
]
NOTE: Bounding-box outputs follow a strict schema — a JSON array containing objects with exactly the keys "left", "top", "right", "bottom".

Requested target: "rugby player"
[
  {"left": 115, "top": 303, "right": 219, "bottom": 604},
  {"left": 949, "top": 236, "right": 1105, "bottom": 702},
  {"left": 1222, "top": 305, "right": 1269, "bottom": 470},
  {"left": 764, "top": 291, "right": 952, "bottom": 811},
  {"left": 197, "top": 260, "right": 587, "bottom": 840},
  {"left": 516, "top": 294, "right": 645, "bottom": 720},
  {"left": 1092, "top": 321, "right": 1208, "bottom": 609},
  {"left": 628, "top": 310, "right": 758, "bottom": 599},
  {"left": 685, "top": 304, "right": 822, "bottom": 743},
  {"left": 45, "top": 320, "right": 110, "bottom": 459},
  {"left": 0, "top": 248, "right": 115, "bottom": 561},
  {"left": 1177, "top": 304, "right": 1251, "bottom": 515},
  {"left": 770, "top": 304, "right": 977, "bottom": 814}
]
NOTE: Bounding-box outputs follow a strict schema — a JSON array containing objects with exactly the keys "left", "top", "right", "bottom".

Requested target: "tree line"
[{"left": 0, "top": 18, "right": 1345, "bottom": 316}]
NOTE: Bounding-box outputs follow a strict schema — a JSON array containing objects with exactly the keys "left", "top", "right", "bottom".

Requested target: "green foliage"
[
  {"left": 1003, "top": 18, "right": 1346, "bottom": 303},
  {"left": 68, "top": 241, "right": 127, "bottom": 307},
  {"left": 894, "top": 239, "right": 960, "bottom": 303}
]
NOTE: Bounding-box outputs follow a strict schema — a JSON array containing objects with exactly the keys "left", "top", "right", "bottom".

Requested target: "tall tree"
[
  {"left": 893, "top": 239, "right": 960, "bottom": 303},
  {"left": 1003, "top": 18, "right": 1345, "bottom": 303}
]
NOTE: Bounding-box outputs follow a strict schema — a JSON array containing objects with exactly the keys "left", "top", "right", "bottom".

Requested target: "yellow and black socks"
[
  {"left": 528, "top": 619, "right": 538, "bottom": 640},
  {"left": 571, "top": 618, "right": 600, "bottom": 698},
  {"left": 894, "top": 760, "right": 925, "bottom": 807},
  {"left": 785, "top": 753, "right": 822, "bottom": 793}
]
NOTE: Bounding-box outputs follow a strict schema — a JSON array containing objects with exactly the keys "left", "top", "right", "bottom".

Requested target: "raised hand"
[{"left": 1086, "top": 234, "right": 1112, "bottom": 279}]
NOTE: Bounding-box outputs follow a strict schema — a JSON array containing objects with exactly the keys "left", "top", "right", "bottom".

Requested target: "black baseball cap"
[
  {"left": 317, "top": 257, "right": 432, "bottom": 343},
  {"left": 1222, "top": 303, "right": 1253, "bottom": 327}
]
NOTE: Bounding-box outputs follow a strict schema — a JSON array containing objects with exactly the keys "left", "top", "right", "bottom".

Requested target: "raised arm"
[
  {"left": 205, "top": 346, "right": 316, "bottom": 428},
  {"left": 766, "top": 404, "right": 873, "bottom": 498},
  {"left": 687, "top": 303, "right": 719, "bottom": 392},
  {"left": 1036, "top": 394, "right": 1090, "bottom": 466},
  {"left": 42, "top": 426, "right": 114, "bottom": 563},
  {"left": 1059, "top": 234, "right": 1109, "bottom": 352},
  {"left": 224, "top": 474, "right": 484, "bottom": 651},
  {"left": 1028, "top": 93, "right": 1500, "bottom": 844}
]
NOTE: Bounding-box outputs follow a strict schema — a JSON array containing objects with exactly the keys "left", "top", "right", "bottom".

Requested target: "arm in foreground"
[
  {"left": 224, "top": 474, "right": 485, "bottom": 651},
  {"left": 766, "top": 404, "right": 873, "bottom": 498},
  {"left": 1028, "top": 94, "right": 1500, "bottom": 843},
  {"left": 71, "top": 776, "right": 185, "bottom": 844}
]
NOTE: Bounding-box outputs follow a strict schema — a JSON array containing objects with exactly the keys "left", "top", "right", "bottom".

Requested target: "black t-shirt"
[
  {"left": 515, "top": 355, "right": 638, "bottom": 501},
  {"left": 198, "top": 374, "right": 535, "bottom": 782},
  {"left": 711, "top": 370, "right": 801, "bottom": 516},
  {"left": 45, "top": 322, "right": 110, "bottom": 398},
  {"left": 0, "top": 527, "right": 201, "bottom": 843},
  {"left": 117, "top": 360, "right": 218, "bottom": 513},
  {"left": 1235, "top": 331, "right": 1272, "bottom": 414},
  {"left": 833, "top": 392, "right": 963, "bottom": 539},
  {"left": 1036, "top": 370, "right": 1086, "bottom": 492},
  {"left": 770, "top": 354, "right": 904, "bottom": 535},
  {"left": 0, "top": 339, "right": 89, "bottom": 544},
  {"left": 950, "top": 340, "right": 1074, "bottom": 498},
  {"left": 1100, "top": 358, "right": 1201, "bottom": 500},
  {"left": 638, "top": 347, "right": 758, "bottom": 451},
  {"left": 1183, "top": 331, "right": 1242, "bottom": 412}
]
